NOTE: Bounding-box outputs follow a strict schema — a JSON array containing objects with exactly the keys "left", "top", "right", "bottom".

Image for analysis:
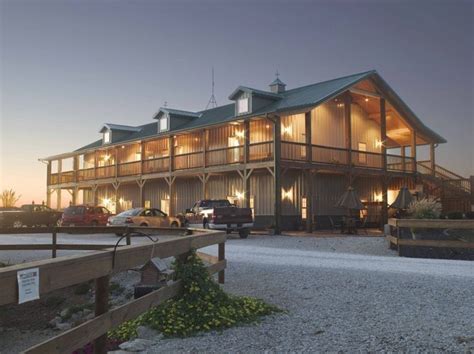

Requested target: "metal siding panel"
[
  {"left": 143, "top": 179, "right": 169, "bottom": 208},
  {"left": 250, "top": 171, "right": 274, "bottom": 215},
  {"left": 174, "top": 177, "right": 202, "bottom": 214},
  {"left": 313, "top": 174, "right": 346, "bottom": 215},
  {"left": 312, "top": 102, "right": 345, "bottom": 147}
]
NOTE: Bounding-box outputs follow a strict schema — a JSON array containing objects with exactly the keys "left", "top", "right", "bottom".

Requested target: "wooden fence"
[
  {"left": 0, "top": 226, "right": 226, "bottom": 353},
  {"left": 386, "top": 218, "right": 474, "bottom": 253}
]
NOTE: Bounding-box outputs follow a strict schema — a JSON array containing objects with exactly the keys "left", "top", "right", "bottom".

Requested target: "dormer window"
[
  {"left": 103, "top": 131, "right": 111, "bottom": 144},
  {"left": 237, "top": 98, "right": 249, "bottom": 114},
  {"left": 159, "top": 116, "right": 168, "bottom": 132}
]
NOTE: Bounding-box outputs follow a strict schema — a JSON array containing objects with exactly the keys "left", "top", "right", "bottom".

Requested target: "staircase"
[{"left": 417, "top": 161, "right": 472, "bottom": 213}]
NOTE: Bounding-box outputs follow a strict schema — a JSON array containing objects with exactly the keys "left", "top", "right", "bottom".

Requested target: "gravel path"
[{"left": 146, "top": 235, "right": 474, "bottom": 353}]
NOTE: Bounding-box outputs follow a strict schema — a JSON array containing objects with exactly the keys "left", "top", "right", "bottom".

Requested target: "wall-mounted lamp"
[
  {"left": 235, "top": 130, "right": 245, "bottom": 139},
  {"left": 373, "top": 193, "right": 383, "bottom": 202},
  {"left": 282, "top": 125, "right": 292, "bottom": 136},
  {"left": 235, "top": 191, "right": 244, "bottom": 200},
  {"left": 282, "top": 187, "right": 293, "bottom": 201},
  {"left": 103, "top": 154, "right": 111, "bottom": 161},
  {"left": 375, "top": 139, "right": 384, "bottom": 148}
]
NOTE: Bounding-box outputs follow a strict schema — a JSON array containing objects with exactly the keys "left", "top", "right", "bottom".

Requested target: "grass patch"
[{"left": 109, "top": 251, "right": 281, "bottom": 341}]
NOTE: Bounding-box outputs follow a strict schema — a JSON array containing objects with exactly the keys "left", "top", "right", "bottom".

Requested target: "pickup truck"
[
  {"left": 182, "top": 199, "right": 253, "bottom": 238},
  {"left": 0, "top": 204, "right": 63, "bottom": 228}
]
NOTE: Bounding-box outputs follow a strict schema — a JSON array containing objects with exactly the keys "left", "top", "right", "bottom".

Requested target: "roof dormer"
[
  {"left": 99, "top": 123, "right": 141, "bottom": 145},
  {"left": 153, "top": 108, "right": 201, "bottom": 133},
  {"left": 228, "top": 86, "right": 282, "bottom": 116}
]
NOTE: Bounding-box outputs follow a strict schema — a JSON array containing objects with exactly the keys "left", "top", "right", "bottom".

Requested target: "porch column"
[
  {"left": 344, "top": 92, "right": 352, "bottom": 168},
  {"left": 401, "top": 146, "right": 406, "bottom": 172},
  {"left": 273, "top": 115, "right": 282, "bottom": 234},
  {"left": 470, "top": 176, "right": 474, "bottom": 212},
  {"left": 112, "top": 182, "right": 120, "bottom": 213},
  {"left": 56, "top": 188, "right": 62, "bottom": 210},
  {"left": 169, "top": 136, "right": 174, "bottom": 173},
  {"left": 305, "top": 111, "right": 313, "bottom": 233},
  {"left": 46, "top": 188, "right": 52, "bottom": 208},
  {"left": 430, "top": 143, "right": 436, "bottom": 175},
  {"left": 57, "top": 159, "right": 62, "bottom": 186},
  {"left": 73, "top": 155, "right": 79, "bottom": 183},
  {"left": 72, "top": 187, "right": 78, "bottom": 205},
  {"left": 202, "top": 130, "right": 207, "bottom": 168},
  {"left": 380, "top": 98, "right": 388, "bottom": 226},
  {"left": 243, "top": 120, "right": 250, "bottom": 208},
  {"left": 410, "top": 129, "right": 417, "bottom": 172}
]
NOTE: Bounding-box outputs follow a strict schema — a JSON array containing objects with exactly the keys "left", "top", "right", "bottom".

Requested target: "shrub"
[
  {"left": 465, "top": 211, "right": 474, "bottom": 219},
  {"left": 109, "top": 251, "right": 280, "bottom": 341},
  {"left": 407, "top": 198, "right": 441, "bottom": 219},
  {"left": 74, "top": 282, "right": 92, "bottom": 295},
  {"left": 447, "top": 212, "right": 464, "bottom": 220}
]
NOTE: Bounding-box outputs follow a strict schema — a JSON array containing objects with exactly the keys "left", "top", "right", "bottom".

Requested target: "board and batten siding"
[
  {"left": 281, "top": 113, "right": 306, "bottom": 143},
  {"left": 351, "top": 103, "right": 381, "bottom": 153},
  {"left": 207, "top": 124, "right": 244, "bottom": 150},
  {"left": 174, "top": 177, "right": 202, "bottom": 214},
  {"left": 206, "top": 173, "right": 243, "bottom": 200},
  {"left": 249, "top": 171, "right": 274, "bottom": 216}
]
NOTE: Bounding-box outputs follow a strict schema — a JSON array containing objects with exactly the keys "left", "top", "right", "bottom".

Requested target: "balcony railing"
[
  {"left": 143, "top": 157, "right": 169, "bottom": 174},
  {"left": 77, "top": 168, "right": 95, "bottom": 181},
  {"left": 249, "top": 141, "right": 273, "bottom": 162},
  {"left": 118, "top": 161, "right": 141, "bottom": 177},
  {"left": 60, "top": 171, "right": 75, "bottom": 184},
  {"left": 96, "top": 165, "right": 115, "bottom": 179},
  {"left": 206, "top": 146, "right": 244, "bottom": 167},
  {"left": 174, "top": 151, "right": 203, "bottom": 170},
  {"left": 283, "top": 141, "right": 415, "bottom": 173}
]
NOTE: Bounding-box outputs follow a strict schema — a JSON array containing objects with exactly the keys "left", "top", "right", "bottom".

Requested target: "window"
[
  {"left": 103, "top": 131, "right": 111, "bottom": 144},
  {"left": 159, "top": 117, "right": 168, "bottom": 132},
  {"left": 237, "top": 98, "right": 249, "bottom": 114},
  {"left": 358, "top": 142, "right": 367, "bottom": 164}
]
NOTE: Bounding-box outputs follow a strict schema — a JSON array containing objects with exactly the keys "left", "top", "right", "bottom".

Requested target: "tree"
[{"left": 1, "top": 189, "right": 21, "bottom": 207}]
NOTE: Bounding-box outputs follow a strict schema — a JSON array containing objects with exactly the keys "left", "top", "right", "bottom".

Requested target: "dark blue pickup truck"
[{"left": 0, "top": 204, "right": 62, "bottom": 228}]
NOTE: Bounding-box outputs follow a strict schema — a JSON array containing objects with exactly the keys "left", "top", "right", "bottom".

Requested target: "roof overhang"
[
  {"left": 153, "top": 108, "right": 201, "bottom": 120},
  {"left": 99, "top": 123, "right": 141, "bottom": 134},
  {"left": 228, "top": 86, "right": 282, "bottom": 101}
]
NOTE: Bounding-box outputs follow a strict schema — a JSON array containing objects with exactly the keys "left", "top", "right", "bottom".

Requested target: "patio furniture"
[{"left": 328, "top": 216, "right": 343, "bottom": 234}]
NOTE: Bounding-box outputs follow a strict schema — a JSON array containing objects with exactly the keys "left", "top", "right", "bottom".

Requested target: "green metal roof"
[{"left": 71, "top": 70, "right": 445, "bottom": 155}]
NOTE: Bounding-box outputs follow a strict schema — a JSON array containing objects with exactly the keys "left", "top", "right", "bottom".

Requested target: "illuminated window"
[
  {"left": 237, "top": 98, "right": 249, "bottom": 114},
  {"left": 159, "top": 117, "right": 168, "bottom": 132},
  {"left": 103, "top": 131, "right": 111, "bottom": 144}
]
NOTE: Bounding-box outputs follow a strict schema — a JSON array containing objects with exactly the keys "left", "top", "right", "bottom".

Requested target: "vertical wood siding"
[
  {"left": 143, "top": 179, "right": 169, "bottom": 208},
  {"left": 312, "top": 174, "right": 347, "bottom": 215},
  {"left": 174, "top": 132, "right": 202, "bottom": 155},
  {"left": 281, "top": 113, "right": 306, "bottom": 143},
  {"left": 206, "top": 173, "right": 243, "bottom": 200},
  {"left": 174, "top": 177, "right": 202, "bottom": 213},
  {"left": 250, "top": 118, "right": 273, "bottom": 143},
  {"left": 281, "top": 170, "right": 305, "bottom": 215},
  {"left": 351, "top": 103, "right": 381, "bottom": 153},
  {"left": 207, "top": 124, "right": 244, "bottom": 150},
  {"left": 311, "top": 101, "right": 345, "bottom": 147},
  {"left": 116, "top": 183, "right": 140, "bottom": 211},
  {"left": 117, "top": 143, "right": 141, "bottom": 163},
  {"left": 249, "top": 171, "right": 274, "bottom": 215},
  {"left": 144, "top": 138, "right": 169, "bottom": 159}
]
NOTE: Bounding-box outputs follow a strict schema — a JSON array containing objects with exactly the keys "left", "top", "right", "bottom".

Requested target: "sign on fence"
[{"left": 17, "top": 268, "right": 40, "bottom": 304}]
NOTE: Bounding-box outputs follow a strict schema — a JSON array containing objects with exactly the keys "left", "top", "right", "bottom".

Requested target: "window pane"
[
  {"left": 160, "top": 118, "right": 168, "bottom": 131},
  {"left": 237, "top": 98, "right": 248, "bottom": 114}
]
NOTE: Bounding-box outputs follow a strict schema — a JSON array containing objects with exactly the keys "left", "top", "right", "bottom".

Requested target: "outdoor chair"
[
  {"left": 357, "top": 217, "right": 369, "bottom": 235},
  {"left": 328, "top": 216, "right": 343, "bottom": 234}
]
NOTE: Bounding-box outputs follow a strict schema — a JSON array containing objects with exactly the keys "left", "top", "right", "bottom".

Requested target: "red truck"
[{"left": 182, "top": 199, "right": 253, "bottom": 238}]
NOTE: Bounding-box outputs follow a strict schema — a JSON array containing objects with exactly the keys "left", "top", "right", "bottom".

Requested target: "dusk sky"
[{"left": 1, "top": 0, "right": 472, "bottom": 206}]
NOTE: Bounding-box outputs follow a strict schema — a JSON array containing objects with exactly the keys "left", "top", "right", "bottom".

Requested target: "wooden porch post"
[
  {"left": 380, "top": 98, "right": 388, "bottom": 226},
  {"left": 46, "top": 162, "right": 52, "bottom": 207},
  {"left": 430, "top": 143, "right": 436, "bottom": 175},
  {"left": 470, "top": 176, "right": 474, "bottom": 211},
  {"left": 56, "top": 188, "right": 62, "bottom": 210},
  {"left": 273, "top": 115, "right": 282, "bottom": 234},
  {"left": 401, "top": 146, "right": 406, "bottom": 172},
  {"left": 112, "top": 182, "right": 120, "bottom": 213},
  {"left": 46, "top": 188, "right": 52, "bottom": 208},
  {"left": 410, "top": 130, "right": 417, "bottom": 172},
  {"left": 72, "top": 187, "right": 78, "bottom": 205},
  {"left": 344, "top": 92, "right": 352, "bottom": 169},
  {"left": 73, "top": 155, "right": 79, "bottom": 183},
  {"left": 202, "top": 130, "right": 207, "bottom": 168},
  {"left": 304, "top": 111, "right": 313, "bottom": 233},
  {"left": 243, "top": 120, "right": 251, "bottom": 208}
]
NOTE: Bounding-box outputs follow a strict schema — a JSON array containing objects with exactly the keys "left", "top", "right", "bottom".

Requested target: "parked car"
[
  {"left": 107, "top": 207, "right": 182, "bottom": 235},
  {"left": 61, "top": 205, "right": 112, "bottom": 226},
  {"left": 181, "top": 199, "right": 253, "bottom": 238},
  {"left": 0, "top": 204, "right": 62, "bottom": 228}
]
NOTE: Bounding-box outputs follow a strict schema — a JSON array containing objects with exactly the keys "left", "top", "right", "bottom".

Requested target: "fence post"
[
  {"left": 126, "top": 233, "right": 131, "bottom": 246},
  {"left": 218, "top": 242, "right": 225, "bottom": 284},
  {"left": 93, "top": 275, "right": 110, "bottom": 354},
  {"left": 52, "top": 229, "right": 57, "bottom": 259}
]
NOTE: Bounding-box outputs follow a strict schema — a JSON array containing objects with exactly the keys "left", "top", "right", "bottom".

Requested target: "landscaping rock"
[
  {"left": 119, "top": 339, "right": 154, "bottom": 352},
  {"left": 55, "top": 322, "right": 72, "bottom": 331},
  {"left": 136, "top": 326, "right": 162, "bottom": 341}
]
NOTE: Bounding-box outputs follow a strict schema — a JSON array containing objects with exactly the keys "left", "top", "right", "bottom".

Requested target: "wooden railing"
[
  {"left": 118, "top": 161, "right": 141, "bottom": 177},
  {"left": 386, "top": 218, "right": 474, "bottom": 256},
  {"left": 77, "top": 167, "right": 95, "bottom": 182},
  {"left": 0, "top": 226, "right": 226, "bottom": 354},
  {"left": 312, "top": 144, "right": 347, "bottom": 165},
  {"left": 351, "top": 149, "right": 383, "bottom": 169},
  {"left": 174, "top": 151, "right": 204, "bottom": 170},
  {"left": 142, "top": 157, "right": 169, "bottom": 174},
  {"left": 60, "top": 171, "right": 75, "bottom": 184},
  {"left": 387, "top": 154, "right": 415, "bottom": 173},
  {"left": 248, "top": 141, "right": 273, "bottom": 162},
  {"left": 417, "top": 161, "right": 471, "bottom": 194},
  {"left": 206, "top": 146, "right": 244, "bottom": 166},
  {"left": 96, "top": 165, "right": 115, "bottom": 179},
  {"left": 50, "top": 173, "right": 59, "bottom": 185},
  {"left": 281, "top": 141, "right": 307, "bottom": 161}
]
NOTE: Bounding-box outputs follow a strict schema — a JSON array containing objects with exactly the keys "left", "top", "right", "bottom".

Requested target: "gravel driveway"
[{"left": 147, "top": 235, "right": 474, "bottom": 353}]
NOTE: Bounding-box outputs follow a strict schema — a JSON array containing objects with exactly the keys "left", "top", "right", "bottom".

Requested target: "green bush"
[
  {"left": 447, "top": 212, "right": 463, "bottom": 219},
  {"left": 109, "top": 251, "right": 280, "bottom": 340}
]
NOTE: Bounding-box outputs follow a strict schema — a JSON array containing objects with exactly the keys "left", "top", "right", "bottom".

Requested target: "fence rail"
[
  {"left": 385, "top": 218, "right": 474, "bottom": 253},
  {"left": 0, "top": 226, "right": 226, "bottom": 354}
]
